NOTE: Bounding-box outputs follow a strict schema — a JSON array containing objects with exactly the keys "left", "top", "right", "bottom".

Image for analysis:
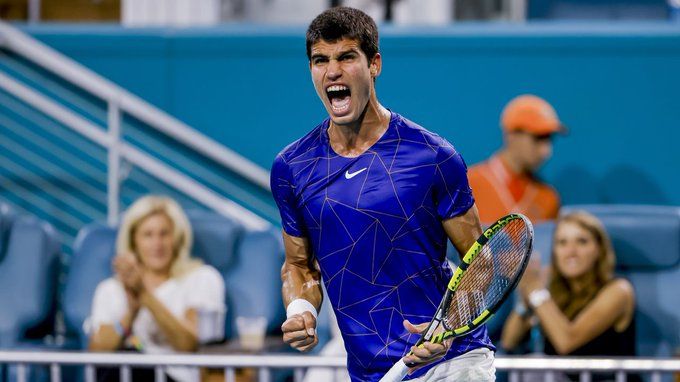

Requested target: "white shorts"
[{"left": 410, "top": 348, "right": 496, "bottom": 382}]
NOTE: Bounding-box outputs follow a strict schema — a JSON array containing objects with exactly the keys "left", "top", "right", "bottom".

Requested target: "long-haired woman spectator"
[
  {"left": 87, "top": 195, "right": 225, "bottom": 382},
  {"left": 502, "top": 211, "right": 638, "bottom": 381}
]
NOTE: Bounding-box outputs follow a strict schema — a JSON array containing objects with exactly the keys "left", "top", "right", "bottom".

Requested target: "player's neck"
[{"left": 329, "top": 101, "right": 390, "bottom": 157}]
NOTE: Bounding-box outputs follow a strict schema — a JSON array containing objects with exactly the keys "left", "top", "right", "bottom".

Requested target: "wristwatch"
[{"left": 528, "top": 289, "right": 551, "bottom": 309}]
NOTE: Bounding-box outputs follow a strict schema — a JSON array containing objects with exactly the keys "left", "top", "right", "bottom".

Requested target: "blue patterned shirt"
[{"left": 271, "top": 112, "right": 493, "bottom": 381}]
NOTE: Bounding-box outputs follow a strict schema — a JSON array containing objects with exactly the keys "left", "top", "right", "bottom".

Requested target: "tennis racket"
[{"left": 379, "top": 213, "right": 534, "bottom": 382}]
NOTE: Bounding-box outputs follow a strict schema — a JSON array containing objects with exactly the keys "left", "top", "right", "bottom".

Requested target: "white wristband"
[
  {"left": 528, "top": 289, "right": 551, "bottom": 309},
  {"left": 286, "top": 299, "right": 318, "bottom": 320}
]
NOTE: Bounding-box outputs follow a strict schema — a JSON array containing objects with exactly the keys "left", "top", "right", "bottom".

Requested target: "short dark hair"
[{"left": 306, "top": 6, "right": 379, "bottom": 63}]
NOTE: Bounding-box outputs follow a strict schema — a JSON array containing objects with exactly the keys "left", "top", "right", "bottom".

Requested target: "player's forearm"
[
  {"left": 281, "top": 231, "right": 322, "bottom": 311},
  {"left": 281, "top": 261, "right": 322, "bottom": 310}
]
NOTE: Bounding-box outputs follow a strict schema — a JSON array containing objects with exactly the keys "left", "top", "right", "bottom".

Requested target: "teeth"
[{"left": 327, "top": 85, "right": 348, "bottom": 92}]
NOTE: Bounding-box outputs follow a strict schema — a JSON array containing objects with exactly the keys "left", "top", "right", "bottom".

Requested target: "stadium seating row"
[
  {"left": 1, "top": 203, "right": 679, "bottom": 360},
  {"left": 0, "top": 203, "right": 286, "bottom": 352}
]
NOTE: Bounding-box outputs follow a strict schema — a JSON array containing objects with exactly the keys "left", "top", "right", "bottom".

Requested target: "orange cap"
[{"left": 501, "top": 95, "right": 566, "bottom": 135}]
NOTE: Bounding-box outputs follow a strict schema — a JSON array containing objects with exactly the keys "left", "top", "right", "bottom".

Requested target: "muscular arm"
[
  {"left": 281, "top": 231, "right": 322, "bottom": 309},
  {"left": 280, "top": 230, "right": 323, "bottom": 352}
]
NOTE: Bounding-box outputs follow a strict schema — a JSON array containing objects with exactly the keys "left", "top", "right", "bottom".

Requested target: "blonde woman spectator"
[{"left": 87, "top": 196, "right": 225, "bottom": 382}]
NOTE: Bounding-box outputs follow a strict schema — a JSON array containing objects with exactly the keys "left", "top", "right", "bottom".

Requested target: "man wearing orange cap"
[{"left": 468, "top": 94, "right": 566, "bottom": 225}]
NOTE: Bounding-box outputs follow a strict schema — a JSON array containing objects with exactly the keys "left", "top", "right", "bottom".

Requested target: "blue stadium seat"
[
  {"left": 532, "top": 222, "right": 556, "bottom": 265},
  {"left": 185, "top": 210, "right": 244, "bottom": 339},
  {"left": 562, "top": 205, "right": 680, "bottom": 357},
  {"left": 223, "top": 228, "right": 286, "bottom": 338},
  {"left": 62, "top": 223, "right": 117, "bottom": 348},
  {"left": 185, "top": 210, "right": 242, "bottom": 273},
  {"left": 0, "top": 214, "right": 60, "bottom": 348},
  {"left": 0, "top": 203, "right": 17, "bottom": 263}
]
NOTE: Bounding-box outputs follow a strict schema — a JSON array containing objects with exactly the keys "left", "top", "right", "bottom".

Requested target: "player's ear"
[{"left": 369, "top": 53, "right": 382, "bottom": 77}]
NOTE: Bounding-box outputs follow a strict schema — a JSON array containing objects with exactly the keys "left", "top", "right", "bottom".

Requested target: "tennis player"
[{"left": 271, "top": 7, "right": 495, "bottom": 381}]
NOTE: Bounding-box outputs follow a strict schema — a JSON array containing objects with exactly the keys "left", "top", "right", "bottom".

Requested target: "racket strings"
[{"left": 444, "top": 219, "right": 531, "bottom": 330}]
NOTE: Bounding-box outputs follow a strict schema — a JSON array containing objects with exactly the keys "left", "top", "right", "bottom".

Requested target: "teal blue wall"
[{"left": 23, "top": 23, "right": 680, "bottom": 206}]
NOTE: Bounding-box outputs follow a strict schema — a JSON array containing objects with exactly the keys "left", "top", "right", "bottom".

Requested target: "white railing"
[
  {"left": 0, "top": 22, "right": 270, "bottom": 230},
  {"left": 0, "top": 351, "right": 679, "bottom": 382}
]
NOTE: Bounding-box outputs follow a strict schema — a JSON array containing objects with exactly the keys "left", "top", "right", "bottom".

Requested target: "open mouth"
[{"left": 326, "top": 84, "right": 351, "bottom": 113}]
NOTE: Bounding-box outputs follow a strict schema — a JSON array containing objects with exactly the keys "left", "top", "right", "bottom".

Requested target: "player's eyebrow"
[
  {"left": 311, "top": 47, "right": 360, "bottom": 61},
  {"left": 310, "top": 52, "right": 329, "bottom": 61},
  {"left": 337, "top": 49, "right": 359, "bottom": 59}
]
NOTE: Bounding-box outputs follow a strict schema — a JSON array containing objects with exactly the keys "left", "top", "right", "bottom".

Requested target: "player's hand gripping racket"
[{"left": 379, "top": 213, "right": 534, "bottom": 382}]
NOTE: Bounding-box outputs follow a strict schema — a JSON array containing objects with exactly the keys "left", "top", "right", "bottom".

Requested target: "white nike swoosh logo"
[{"left": 345, "top": 167, "right": 367, "bottom": 179}]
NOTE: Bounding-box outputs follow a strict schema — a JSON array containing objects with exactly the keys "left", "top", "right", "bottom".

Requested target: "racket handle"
[{"left": 379, "top": 359, "right": 409, "bottom": 382}]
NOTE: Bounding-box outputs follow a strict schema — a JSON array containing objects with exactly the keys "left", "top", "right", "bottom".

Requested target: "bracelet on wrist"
[
  {"left": 114, "top": 320, "right": 132, "bottom": 338},
  {"left": 528, "top": 289, "right": 551, "bottom": 309},
  {"left": 113, "top": 321, "right": 125, "bottom": 337}
]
